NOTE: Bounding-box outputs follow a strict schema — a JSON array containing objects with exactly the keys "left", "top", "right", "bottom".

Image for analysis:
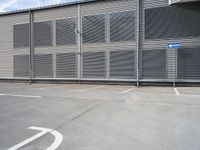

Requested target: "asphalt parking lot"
[{"left": 0, "top": 83, "right": 200, "bottom": 150}]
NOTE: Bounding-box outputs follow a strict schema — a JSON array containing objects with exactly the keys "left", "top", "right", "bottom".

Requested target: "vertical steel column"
[
  {"left": 77, "top": 4, "right": 82, "bottom": 81},
  {"left": 29, "top": 10, "right": 33, "bottom": 84},
  {"left": 53, "top": 20, "right": 57, "bottom": 78},
  {"left": 136, "top": 0, "right": 141, "bottom": 87},
  {"left": 106, "top": 14, "right": 110, "bottom": 79}
]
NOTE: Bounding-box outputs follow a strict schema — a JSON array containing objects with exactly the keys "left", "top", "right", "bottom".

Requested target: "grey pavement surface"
[{"left": 0, "top": 83, "right": 200, "bottom": 150}]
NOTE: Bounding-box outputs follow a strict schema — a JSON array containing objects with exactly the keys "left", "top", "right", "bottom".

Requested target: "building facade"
[{"left": 0, "top": 0, "right": 200, "bottom": 84}]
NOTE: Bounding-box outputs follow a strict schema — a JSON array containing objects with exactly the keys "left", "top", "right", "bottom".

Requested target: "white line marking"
[
  {"left": 0, "top": 94, "right": 41, "bottom": 98},
  {"left": 36, "top": 85, "right": 69, "bottom": 90},
  {"left": 8, "top": 126, "right": 63, "bottom": 150},
  {"left": 174, "top": 88, "right": 180, "bottom": 95},
  {"left": 8, "top": 127, "right": 50, "bottom": 150},
  {"left": 47, "top": 130, "right": 63, "bottom": 150},
  {"left": 77, "top": 86, "right": 103, "bottom": 92},
  {"left": 181, "top": 94, "right": 200, "bottom": 97},
  {"left": 122, "top": 88, "right": 136, "bottom": 94}
]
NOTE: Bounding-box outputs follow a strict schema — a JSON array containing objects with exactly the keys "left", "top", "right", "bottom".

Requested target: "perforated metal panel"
[
  {"left": 34, "top": 21, "right": 53, "bottom": 47},
  {"left": 178, "top": 47, "right": 200, "bottom": 79},
  {"left": 13, "top": 23, "right": 29, "bottom": 48},
  {"left": 142, "top": 49, "right": 166, "bottom": 79},
  {"left": 6, "top": 0, "right": 200, "bottom": 83},
  {"left": 145, "top": 3, "right": 200, "bottom": 39},
  {"left": 13, "top": 55, "right": 29, "bottom": 77},
  {"left": 144, "top": 0, "right": 168, "bottom": 9},
  {"left": 56, "top": 53, "right": 77, "bottom": 78},
  {"left": 34, "top": 54, "right": 53, "bottom": 78},
  {"left": 82, "top": 14, "right": 105, "bottom": 43},
  {"left": 110, "top": 11, "right": 135, "bottom": 42},
  {"left": 56, "top": 18, "right": 77, "bottom": 46},
  {"left": 82, "top": 52, "right": 106, "bottom": 78},
  {"left": 110, "top": 50, "right": 135, "bottom": 79}
]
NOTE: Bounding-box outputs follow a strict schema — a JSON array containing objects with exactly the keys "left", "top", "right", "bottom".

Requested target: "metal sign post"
[
  {"left": 167, "top": 42, "right": 181, "bottom": 88},
  {"left": 172, "top": 48, "right": 176, "bottom": 88}
]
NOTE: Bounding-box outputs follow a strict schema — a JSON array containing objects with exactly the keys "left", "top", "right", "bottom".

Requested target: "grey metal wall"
[
  {"left": 142, "top": 0, "right": 200, "bottom": 82},
  {"left": 0, "top": 0, "right": 200, "bottom": 83},
  {"left": 0, "top": 13, "right": 29, "bottom": 78},
  {"left": 80, "top": 0, "right": 137, "bottom": 81},
  {"left": 33, "top": 5, "right": 78, "bottom": 80}
]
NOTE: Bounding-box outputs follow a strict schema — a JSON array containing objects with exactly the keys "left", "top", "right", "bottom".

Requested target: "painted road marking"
[
  {"left": 174, "top": 88, "right": 180, "bottom": 95},
  {"left": 37, "top": 85, "right": 68, "bottom": 90},
  {"left": 8, "top": 126, "right": 63, "bottom": 150},
  {"left": 0, "top": 94, "right": 42, "bottom": 98},
  {"left": 122, "top": 87, "right": 136, "bottom": 94},
  {"left": 37, "top": 86, "right": 103, "bottom": 92},
  {"left": 181, "top": 94, "right": 200, "bottom": 97},
  {"left": 37, "top": 85, "right": 103, "bottom": 92},
  {"left": 77, "top": 86, "right": 103, "bottom": 92},
  {"left": 47, "top": 129, "right": 63, "bottom": 150}
]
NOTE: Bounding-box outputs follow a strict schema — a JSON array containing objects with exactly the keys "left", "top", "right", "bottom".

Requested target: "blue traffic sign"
[{"left": 168, "top": 43, "right": 181, "bottom": 49}]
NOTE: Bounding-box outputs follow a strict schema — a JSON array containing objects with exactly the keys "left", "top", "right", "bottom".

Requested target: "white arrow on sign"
[{"left": 8, "top": 126, "right": 63, "bottom": 150}]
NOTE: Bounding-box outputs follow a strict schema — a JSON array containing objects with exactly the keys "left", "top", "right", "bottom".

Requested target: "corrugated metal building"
[{"left": 0, "top": 0, "right": 200, "bottom": 85}]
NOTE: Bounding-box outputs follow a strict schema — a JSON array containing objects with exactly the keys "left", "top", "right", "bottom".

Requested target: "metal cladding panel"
[
  {"left": 110, "top": 11, "right": 135, "bottom": 42},
  {"left": 56, "top": 53, "right": 77, "bottom": 78},
  {"left": 178, "top": 47, "right": 200, "bottom": 79},
  {"left": 170, "top": 0, "right": 198, "bottom": 4},
  {"left": 145, "top": 3, "right": 200, "bottom": 40},
  {"left": 0, "top": 13, "right": 29, "bottom": 78},
  {"left": 34, "top": 47, "right": 78, "bottom": 54},
  {"left": 13, "top": 23, "right": 29, "bottom": 48},
  {"left": 3, "top": 0, "right": 200, "bottom": 83},
  {"left": 33, "top": 5, "right": 78, "bottom": 21},
  {"left": 142, "top": 0, "right": 200, "bottom": 82},
  {"left": 32, "top": 6, "right": 79, "bottom": 80},
  {"left": 143, "top": 38, "right": 200, "bottom": 50},
  {"left": 56, "top": 18, "right": 77, "bottom": 46},
  {"left": 167, "top": 48, "right": 177, "bottom": 79},
  {"left": 82, "top": 52, "right": 106, "bottom": 78},
  {"left": 13, "top": 55, "right": 29, "bottom": 77},
  {"left": 81, "top": 0, "right": 136, "bottom": 15},
  {"left": 142, "top": 49, "right": 167, "bottom": 79},
  {"left": 82, "top": 14, "right": 105, "bottom": 43},
  {"left": 34, "top": 21, "right": 53, "bottom": 47},
  {"left": 110, "top": 50, "right": 135, "bottom": 79},
  {"left": 144, "top": 0, "right": 168, "bottom": 9},
  {"left": 34, "top": 54, "right": 53, "bottom": 78},
  {"left": 80, "top": 0, "right": 137, "bottom": 81},
  {"left": 32, "top": 5, "right": 79, "bottom": 80},
  {"left": 142, "top": 0, "right": 200, "bottom": 50}
]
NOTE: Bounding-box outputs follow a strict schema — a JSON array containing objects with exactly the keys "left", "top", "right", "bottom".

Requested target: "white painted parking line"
[
  {"left": 0, "top": 94, "right": 42, "bottom": 98},
  {"left": 8, "top": 126, "right": 63, "bottom": 150},
  {"left": 174, "top": 88, "right": 180, "bottom": 95},
  {"left": 47, "top": 129, "right": 63, "bottom": 150},
  {"left": 77, "top": 86, "right": 103, "bottom": 92},
  {"left": 122, "top": 87, "right": 136, "bottom": 94},
  {"left": 181, "top": 94, "right": 200, "bottom": 97},
  {"left": 36, "top": 85, "right": 67, "bottom": 90}
]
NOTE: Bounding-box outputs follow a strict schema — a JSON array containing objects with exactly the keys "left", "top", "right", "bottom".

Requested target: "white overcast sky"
[{"left": 0, "top": 0, "right": 77, "bottom": 12}]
